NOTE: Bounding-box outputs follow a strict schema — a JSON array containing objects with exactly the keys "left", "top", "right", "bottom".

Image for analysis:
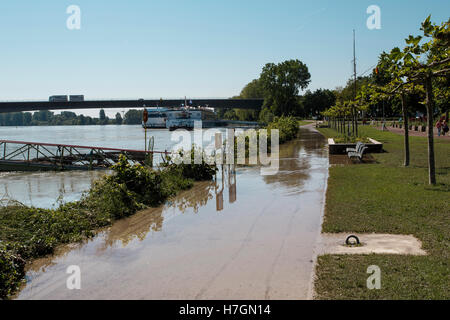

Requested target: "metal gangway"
[{"left": 0, "top": 140, "right": 169, "bottom": 171}]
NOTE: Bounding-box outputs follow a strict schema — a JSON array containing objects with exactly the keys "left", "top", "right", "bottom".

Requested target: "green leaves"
[
  {"left": 390, "top": 47, "right": 404, "bottom": 61},
  {"left": 421, "top": 15, "right": 433, "bottom": 36},
  {"left": 259, "top": 59, "right": 311, "bottom": 116},
  {"left": 405, "top": 35, "right": 422, "bottom": 47},
  {"left": 404, "top": 52, "right": 415, "bottom": 64}
]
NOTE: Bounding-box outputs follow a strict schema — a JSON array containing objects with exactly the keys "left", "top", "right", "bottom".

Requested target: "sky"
[{"left": 0, "top": 0, "right": 449, "bottom": 117}]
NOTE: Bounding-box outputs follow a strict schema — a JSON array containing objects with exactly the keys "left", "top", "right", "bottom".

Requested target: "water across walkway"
[{"left": 15, "top": 126, "right": 328, "bottom": 300}]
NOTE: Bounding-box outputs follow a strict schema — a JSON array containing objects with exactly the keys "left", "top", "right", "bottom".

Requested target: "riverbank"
[{"left": 314, "top": 126, "right": 449, "bottom": 299}]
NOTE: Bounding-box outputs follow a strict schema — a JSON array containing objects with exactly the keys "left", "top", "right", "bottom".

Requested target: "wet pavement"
[{"left": 15, "top": 126, "right": 329, "bottom": 300}]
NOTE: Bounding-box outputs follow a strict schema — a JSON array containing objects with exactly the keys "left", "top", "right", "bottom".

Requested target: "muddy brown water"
[{"left": 14, "top": 126, "right": 328, "bottom": 300}]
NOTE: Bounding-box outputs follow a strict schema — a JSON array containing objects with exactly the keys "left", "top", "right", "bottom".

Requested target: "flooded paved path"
[{"left": 16, "top": 126, "right": 328, "bottom": 300}]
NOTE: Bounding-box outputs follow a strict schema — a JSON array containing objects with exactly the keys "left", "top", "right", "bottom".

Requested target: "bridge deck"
[{"left": 0, "top": 99, "right": 264, "bottom": 113}]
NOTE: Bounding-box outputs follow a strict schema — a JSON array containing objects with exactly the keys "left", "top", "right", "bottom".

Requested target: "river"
[
  {"left": 0, "top": 125, "right": 226, "bottom": 207},
  {"left": 2, "top": 125, "right": 329, "bottom": 299}
]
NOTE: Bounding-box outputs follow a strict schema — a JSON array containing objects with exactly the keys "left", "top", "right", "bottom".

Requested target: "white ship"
[
  {"left": 142, "top": 108, "right": 169, "bottom": 128},
  {"left": 142, "top": 107, "right": 203, "bottom": 130},
  {"left": 166, "top": 109, "right": 202, "bottom": 131}
]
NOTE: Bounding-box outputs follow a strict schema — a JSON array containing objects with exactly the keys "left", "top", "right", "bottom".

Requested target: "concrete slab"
[{"left": 316, "top": 233, "right": 427, "bottom": 255}]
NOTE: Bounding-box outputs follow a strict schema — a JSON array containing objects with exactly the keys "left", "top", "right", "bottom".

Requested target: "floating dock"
[{"left": 0, "top": 140, "right": 168, "bottom": 171}]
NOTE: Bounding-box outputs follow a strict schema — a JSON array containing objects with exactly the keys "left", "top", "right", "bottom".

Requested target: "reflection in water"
[
  {"left": 169, "top": 181, "right": 215, "bottom": 214},
  {"left": 263, "top": 128, "right": 327, "bottom": 192},
  {"left": 103, "top": 181, "right": 218, "bottom": 248},
  {"left": 215, "top": 165, "right": 236, "bottom": 211},
  {"left": 0, "top": 170, "right": 108, "bottom": 208},
  {"left": 228, "top": 166, "right": 236, "bottom": 204},
  {"left": 22, "top": 166, "right": 237, "bottom": 275}
]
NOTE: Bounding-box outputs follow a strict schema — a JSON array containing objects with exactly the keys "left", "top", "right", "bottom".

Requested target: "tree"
[
  {"left": 115, "top": 112, "right": 123, "bottom": 125},
  {"left": 23, "top": 112, "right": 32, "bottom": 126},
  {"left": 300, "top": 89, "right": 336, "bottom": 118},
  {"left": 11, "top": 113, "right": 23, "bottom": 126},
  {"left": 433, "top": 74, "right": 450, "bottom": 120},
  {"left": 99, "top": 109, "right": 107, "bottom": 125},
  {"left": 232, "top": 78, "right": 264, "bottom": 121},
  {"left": 370, "top": 51, "right": 422, "bottom": 167},
  {"left": 33, "top": 110, "right": 53, "bottom": 122},
  {"left": 124, "top": 109, "right": 143, "bottom": 124},
  {"left": 85, "top": 116, "right": 93, "bottom": 125},
  {"left": 61, "top": 111, "right": 77, "bottom": 119},
  {"left": 223, "top": 109, "right": 239, "bottom": 120},
  {"left": 396, "top": 16, "right": 449, "bottom": 184},
  {"left": 77, "top": 114, "right": 86, "bottom": 125},
  {"left": 239, "top": 79, "right": 265, "bottom": 99},
  {"left": 259, "top": 59, "right": 311, "bottom": 116}
]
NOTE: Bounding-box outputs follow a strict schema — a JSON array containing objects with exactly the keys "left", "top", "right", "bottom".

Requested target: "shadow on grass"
[
  {"left": 329, "top": 154, "right": 378, "bottom": 165},
  {"left": 423, "top": 183, "right": 450, "bottom": 192}
]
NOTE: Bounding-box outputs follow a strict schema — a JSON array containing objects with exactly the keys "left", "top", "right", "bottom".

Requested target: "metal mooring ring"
[{"left": 345, "top": 235, "right": 360, "bottom": 245}]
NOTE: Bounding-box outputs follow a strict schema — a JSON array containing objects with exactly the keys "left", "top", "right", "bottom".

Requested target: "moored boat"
[{"left": 166, "top": 109, "right": 202, "bottom": 131}]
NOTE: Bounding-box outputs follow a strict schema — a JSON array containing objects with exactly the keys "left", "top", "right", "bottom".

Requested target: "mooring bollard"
[{"left": 345, "top": 235, "right": 360, "bottom": 246}]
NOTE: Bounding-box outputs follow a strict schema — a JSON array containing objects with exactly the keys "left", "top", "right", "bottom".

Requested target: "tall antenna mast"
[
  {"left": 352, "top": 29, "right": 358, "bottom": 136},
  {"left": 353, "top": 29, "right": 357, "bottom": 99}
]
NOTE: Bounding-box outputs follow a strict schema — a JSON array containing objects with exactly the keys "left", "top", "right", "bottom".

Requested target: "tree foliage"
[{"left": 260, "top": 59, "right": 311, "bottom": 116}]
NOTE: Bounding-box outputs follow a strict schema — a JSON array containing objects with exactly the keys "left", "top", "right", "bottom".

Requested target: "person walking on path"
[
  {"left": 436, "top": 119, "right": 442, "bottom": 136},
  {"left": 442, "top": 120, "right": 449, "bottom": 136}
]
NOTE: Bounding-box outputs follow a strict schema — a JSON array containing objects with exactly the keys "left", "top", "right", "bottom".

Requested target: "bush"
[
  {"left": 267, "top": 116, "right": 299, "bottom": 144},
  {"left": 161, "top": 146, "right": 217, "bottom": 181},
  {"left": 333, "top": 135, "right": 371, "bottom": 144},
  {"left": 0, "top": 243, "right": 26, "bottom": 299}
]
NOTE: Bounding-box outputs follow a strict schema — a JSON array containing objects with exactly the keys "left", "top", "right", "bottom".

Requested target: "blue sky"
[{"left": 0, "top": 0, "right": 449, "bottom": 116}]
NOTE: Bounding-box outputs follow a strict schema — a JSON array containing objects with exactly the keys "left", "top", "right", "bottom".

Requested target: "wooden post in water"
[{"left": 143, "top": 108, "right": 149, "bottom": 153}]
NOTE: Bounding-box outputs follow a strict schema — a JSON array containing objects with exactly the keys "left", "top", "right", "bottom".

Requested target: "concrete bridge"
[{"left": 0, "top": 98, "right": 264, "bottom": 113}]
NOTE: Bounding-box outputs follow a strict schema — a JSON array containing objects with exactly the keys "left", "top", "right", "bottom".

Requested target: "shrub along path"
[{"left": 314, "top": 126, "right": 449, "bottom": 299}]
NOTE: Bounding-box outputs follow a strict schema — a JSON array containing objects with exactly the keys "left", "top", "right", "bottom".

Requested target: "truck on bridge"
[
  {"left": 69, "top": 95, "right": 84, "bottom": 102},
  {"left": 49, "top": 95, "right": 68, "bottom": 102},
  {"left": 49, "top": 95, "right": 84, "bottom": 102}
]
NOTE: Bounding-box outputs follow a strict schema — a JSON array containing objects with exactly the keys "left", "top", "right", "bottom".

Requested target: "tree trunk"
[
  {"left": 351, "top": 108, "right": 355, "bottom": 136},
  {"left": 425, "top": 76, "right": 436, "bottom": 185},
  {"left": 401, "top": 93, "right": 410, "bottom": 167},
  {"left": 346, "top": 116, "right": 349, "bottom": 136}
]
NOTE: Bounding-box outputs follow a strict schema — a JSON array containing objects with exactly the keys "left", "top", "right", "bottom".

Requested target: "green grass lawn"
[{"left": 314, "top": 125, "right": 449, "bottom": 299}]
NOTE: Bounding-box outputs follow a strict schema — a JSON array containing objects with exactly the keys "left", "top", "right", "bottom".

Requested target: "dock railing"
[{"left": 0, "top": 140, "right": 169, "bottom": 171}]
